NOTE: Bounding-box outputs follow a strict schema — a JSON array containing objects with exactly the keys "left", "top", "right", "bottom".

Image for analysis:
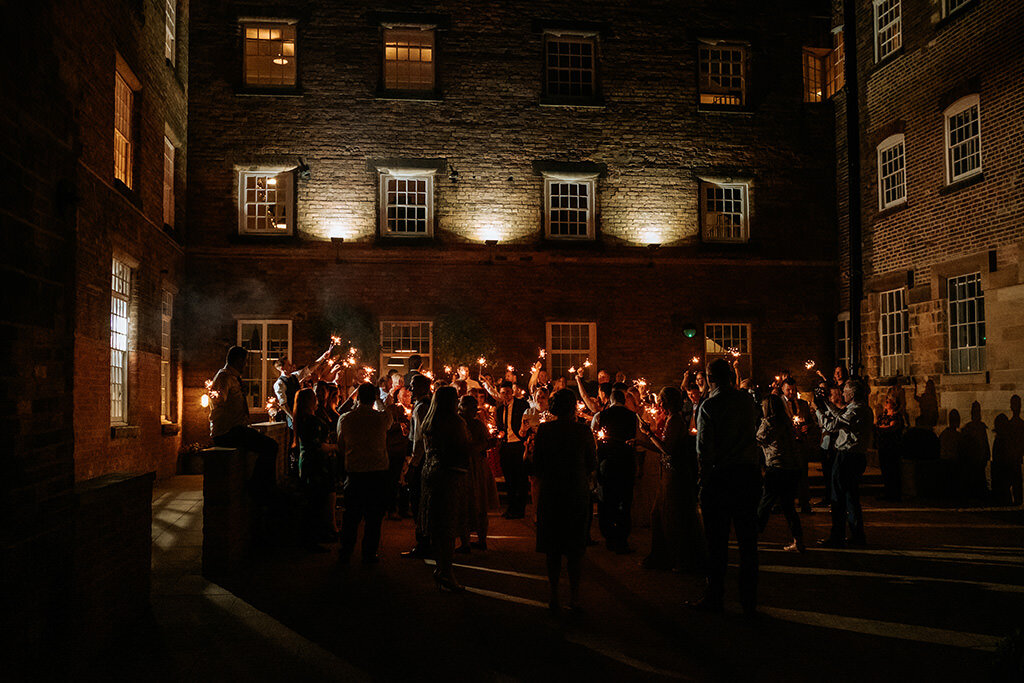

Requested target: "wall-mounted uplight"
[
  {"left": 646, "top": 243, "right": 662, "bottom": 251},
  {"left": 484, "top": 239, "right": 498, "bottom": 247}
]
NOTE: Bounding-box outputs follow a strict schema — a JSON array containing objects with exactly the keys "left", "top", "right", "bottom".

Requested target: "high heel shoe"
[{"left": 433, "top": 570, "right": 465, "bottom": 593}]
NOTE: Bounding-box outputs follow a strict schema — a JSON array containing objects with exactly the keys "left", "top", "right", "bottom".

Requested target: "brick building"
[
  {"left": 833, "top": 0, "right": 1024, "bottom": 425},
  {"left": 181, "top": 0, "right": 839, "bottom": 443},
  {"left": 2, "top": 0, "right": 188, "bottom": 668}
]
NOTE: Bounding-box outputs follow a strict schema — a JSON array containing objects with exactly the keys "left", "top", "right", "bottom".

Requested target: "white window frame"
[
  {"left": 705, "top": 323, "right": 752, "bottom": 378},
  {"left": 111, "top": 257, "right": 133, "bottom": 425},
  {"left": 163, "top": 137, "right": 175, "bottom": 228},
  {"left": 237, "top": 168, "right": 294, "bottom": 235},
  {"left": 873, "top": 0, "right": 902, "bottom": 63},
  {"left": 700, "top": 180, "right": 750, "bottom": 243},
  {"left": 164, "top": 0, "right": 177, "bottom": 64},
  {"left": 877, "top": 134, "right": 907, "bottom": 210},
  {"left": 698, "top": 40, "right": 747, "bottom": 107},
  {"left": 543, "top": 173, "right": 597, "bottom": 240},
  {"left": 237, "top": 320, "right": 292, "bottom": 413},
  {"left": 546, "top": 322, "right": 597, "bottom": 381},
  {"left": 383, "top": 27, "right": 436, "bottom": 91},
  {"left": 379, "top": 169, "right": 435, "bottom": 237},
  {"left": 242, "top": 21, "right": 298, "bottom": 87},
  {"left": 161, "top": 290, "right": 174, "bottom": 422},
  {"left": 944, "top": 95, "right": 982, "bottom": 184},
  {"left": 943, "top": 0, "right": 974, "bottom": 18},
  {"left": 879, "top": 288, "right": 910, "bottom": 377},
  {"left": 836, "top": 311, "right": 851, "bottom": 374},
  {"left": 380, "top": 321, "right": 433, "bottom": 375},
  {"left": 544, "top": 31, "right": 598, "bottom": 100},
  {"left": 113, "top": 57, "right": 139, "bottom": 190},
  {"left": 947, "top": 272, "right": 985, "bottom": 374}
]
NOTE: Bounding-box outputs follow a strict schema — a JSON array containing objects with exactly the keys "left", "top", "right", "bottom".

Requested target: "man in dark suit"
[{"left": 495, "top": 380, "right": 530, "bottom": 519}]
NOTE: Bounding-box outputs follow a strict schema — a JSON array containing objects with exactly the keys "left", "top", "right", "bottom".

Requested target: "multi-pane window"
[
  {"left": 238, "top": 321, "right": 291, "bottom": 412},
  {"left": 802, "top": 48, "right": 830, "bottom": 103},
  {"left": 546, "top": 322, "right": 596, "bottom": 380},
  {"left": 705, "top": 323, "right": 752, "bottom": 379},
  {"left": 873, "top": 0, "right": 902, "bottom": 62},
  {"left": 701, "top": 182, "right": 749, "bottom": 243},
  {"left": 545, "top": 178, "right": 595, "bottom": 239},
  {"left": 163, "top": 137, "right": 175, "bottom": 228},
  {"left": 161, "top": 290, "right": 173, "bottom": 422},
  {"left": 381, "top": 321, "right": 433, "bottom": 375},
  {"left": 879, "top": 288, "right": 910, "bottom": 377},
  {"left": 111, "top": 258, "right": 132, "bottom": 424},
  {"left": 836, "top": 313, "right": 851, "bottom": 374},
  {"left": 164, "top": 0, "right": 177, "bottom": 64},
  {"left": 380, "top": 173, "right": 433, "bottom": 236},
  {"left": 238, "top": 170, "right": 293, "bottom": 235},
  {"left": 825, "top": 31, "right": 846, "bottom": 98},
  {"left": 943, "top": 0, "right": 974, "bottom": 17},
  {"left": 698, "top": 41, "right": 746, "bottom": 107},
  {"left": 877, "top": 134, "right": 907, "bottom": 209},
  {"left": 383, "top": 28, "right": 435, "bottom": 91},
  {"left": 945, "top": 95, "right": 982, "bottom": 183},
  {"left": 948, "top": 273, "right": 985, "bottom": 373},
  {"left": 545, "top": 34, "right": 596, "bottom": 99},
  {"left": 114, "top": 69, "right": 134, "bottom": 189},
  {"left": 243, "top": 23, "right": 297, "bottom": 87}
]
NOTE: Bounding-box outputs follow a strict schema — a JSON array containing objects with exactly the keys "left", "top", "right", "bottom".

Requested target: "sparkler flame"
[
  {"left": 583, "top": 360, "right": 592, "bottom": 368},
  {"left": 539, "top": 349, "right": 546, "bottom": 358},
  {"left": 690, "top": 356, "right": 701, "bottom": 365},
  {"left": 597, "top": 428, "right": 608, "bottom": 441},
  {"left": 200, "top": 394, "right": 210, "bottom": 408},
  {"left": 804, "top": 360, "right": 816, "bottom": 370},
  {"left": 444, "top": 365, "right": 452, "bottom": 374},
  {"left": 507, "top": 365, "right": 515, "bottom": 373},
  {"left": 477, "top": 357, "right": 486, "bottom": 366},
  {"left": 331, "top": 335, "right": 342, "bottom": 345}
]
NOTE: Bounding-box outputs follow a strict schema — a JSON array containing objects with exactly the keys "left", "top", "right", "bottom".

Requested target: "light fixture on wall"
[
  {"left": 646, "top": 242, "right": 661, "bottom": 251},
  {"left": 297, "top": 157, "right": 311, "bottom": 180},
  {"left": 332, "top": 236, "right": 345, "bottom": 263},
  {"left": 484, "top": 239, "right": 498, "bottom": 247},
  {"left": 448, "top": 165, "right": 460, "bottom": 183}
]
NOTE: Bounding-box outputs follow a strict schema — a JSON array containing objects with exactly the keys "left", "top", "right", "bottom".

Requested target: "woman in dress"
[
  {"left": 420, "top": 386, "right": 472, "bottom": 592},
  {"left": 458, "top": 395, "right": 497, "bottom": 552},
  {"left": 294, "top": 387, "right": 337, "bottom": 551},
  {"left": 533, "top": 388, "right": 598, "bottom": 613}
]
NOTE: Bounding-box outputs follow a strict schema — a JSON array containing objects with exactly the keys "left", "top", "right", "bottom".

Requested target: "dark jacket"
[
  {"left": 495, "top": 397, "right": 529, "bottom": 443},
  {"left": 696, "top": 386, "right": 760, "bottom": 474}
]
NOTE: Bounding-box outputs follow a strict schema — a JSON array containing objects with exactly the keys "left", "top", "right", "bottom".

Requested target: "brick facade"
[
  {"left": 183, "top": 0, "right": 838, "bottom": 443},
  {"left": 837, "top": 0, "right": 1024, "bottom": 424}
]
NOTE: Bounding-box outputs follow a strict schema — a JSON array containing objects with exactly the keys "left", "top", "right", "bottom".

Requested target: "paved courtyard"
[{"left": 82, "top": 474, "right": 1024, "bottom": 682}]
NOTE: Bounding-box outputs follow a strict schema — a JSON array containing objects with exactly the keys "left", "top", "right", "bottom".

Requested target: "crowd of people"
[{"left": 205, "top": 341, "right": 1024, "bottom": 617}]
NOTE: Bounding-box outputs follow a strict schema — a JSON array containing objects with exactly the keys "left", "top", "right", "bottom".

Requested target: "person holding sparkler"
[
  {"left": 273, "top": 343, "right": 336, "bottom": 429},
  {"left": 592, "top": 386, "right": 640, "bottom": 554},
  {"left": 755, "top": 393, "right": 804, "bottom": 552},
  {"left": 495, "top": 380, "right": 530, "bottom": 519},
  {"left": 400, "top": 374, "right": 434, "bottom": 559}
]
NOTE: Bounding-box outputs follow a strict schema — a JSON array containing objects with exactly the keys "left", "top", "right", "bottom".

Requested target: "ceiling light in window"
[
  {"left": 266, "top": 177, "right": 277, "bottom": 185},
  {"left": 273, "top": 57, "right": 289, "bottom": 65}
]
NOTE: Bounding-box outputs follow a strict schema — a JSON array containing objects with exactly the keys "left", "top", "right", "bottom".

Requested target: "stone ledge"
[{"left": 110, "top": 424, "right": 141, "bottom": 439}]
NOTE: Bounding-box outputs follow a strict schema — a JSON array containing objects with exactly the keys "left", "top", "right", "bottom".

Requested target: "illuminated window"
[
  {"left": 698, "top": 41, "right": 746, "bottom": 107},
  {"left": 238, "top": 170, "right": 293, "bottom": 235},
  {"left": 825, "top": 31, "right": 846, "bottom": 98},
  {"left": 114, "top": 68, "right": 135, "bottom": 189},
  {"left": 163, "top": 137, "right": 175, "bottom": 228},
  {"left": 705, "top": 323, "right": 752, "bottom": 378},
  {"left": 243, "top": 22, "right": 297, "bottom": 87},
  {"left": 380, "top": 172, "right": 434, "bottom": 236},
  {"left": 111, "top": 258, "right": 132, "bottom": 424},
  {"left": 879, "top": 288, "right": 910, "bottom": 377},
  {"left": 877, "top": 134, "right": 907, "bottom": 210},
  {"left": 701, "top": 181, "right": 749, "bottom": 243},
  {"left": 238, "top": 321, "right": 292, "bottom": 412},
  {"left": 164, "top": 0, "right": 177, "bottom": 64},
  {"left": 948, "top": 273, "right": 985, "bottom": 373},
  {"left": 873, "top": 0, "right": 902, "bottom": 62},
  {"left": 544, "top": 177, "right": 596, "bottom": 240},
  {"left": 546, "top": 322, "right": 596, "bottom": 380},
  {"left": 944, "top": 95, "right": 982, "bottom": 184},
  {"left": 836, "top": 312, "right": 851, "bottom": 372},
  {"left": 161, "top": 290, "right": 174, "bottom": 422},
  {"left": 383, "top": 28, "right": 435, "bottom": 91},
  {"left": 381, "top": 321, "right": 433, "bottom": 374},
  {"left": 545, "top": 34, "right": 596, "bottom": 99},
  {"left": 802, "top": 48, "right": 829, "bottom": 103}
]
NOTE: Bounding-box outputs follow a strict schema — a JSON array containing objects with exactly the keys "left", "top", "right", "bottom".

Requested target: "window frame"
[
  {"left": 160, "top": 289, "right": 174, "bottom": 423},
  {"left": 111, "top": 257, "right": 133, "bottom": 426},
  {"left": 825, "top": 30, "right": 845, "bottom": 98},
  {"left": 381, "top": 26, "right": 437, "bottom": 95},
  {"left": 802, "top": 47, "right": 830, "bottom": 103},
  {"left": 944, "top": 94, "right": 982, "bottom": 185},
  {"left": 942, "top": 0, "right": 975, "bottom": 18},
  {"left": 380, "top": 320, "right": 434, "bottom": 376},
  {"left": 947, "top": 272, "right": 986, "bottom": 374},
  {"left": 836, "top": 312, "right": 851, "bottom": 373},
  {"left": 237, "top": 168, "right": 295, "bottom": 236},
  {"left": 697, "top": 39, "right": 748, "bottom": 109},
  {"left": 545, "top": 322, "right": 597, "bottom": 381},
  {"left": 163, "top": 137, "right": 175, "bottom": 228},
  {"left": 241, "top": 20, "right": 299, "bottom": 90},
  {"left": 704, "top": 322, "right": 753, "bottom": 379},
  {"left": 543, "top": 174, "right": 597, "bottom": 241},
  {"left": 378, "top": 169, "right": 436, "bottom": 238},
  {"left": 873, "top": 0, "right": 902, "bottom": 63},
  {"left": 877, "top": 133, "right": 908, "bottom": 210},
  {"left": 700, "top": 180, "right": 750, "bottom": 243},
  {"left": 164, "top": 0, "right": 177, "bottom": 65},
  {"left": 879, "top": 287, "right": 910, "bottom": 378},
  {"left": 113, "top": 56, "right": 140, "bottom": 191},
  {"left": 542, "top": 31, "right": 599, "bottom": 104},
  {"left": 237, "top": 320, "right": 293, "bottom": 414}
]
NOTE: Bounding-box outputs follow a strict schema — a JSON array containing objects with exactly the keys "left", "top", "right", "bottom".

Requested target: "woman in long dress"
[
  {"left": 458, "top": 394, "right": 497, "bottom": 552},
  {"left": 533, "top": 389, "right": 598, "bottom": 613},
  {"left": 420, "top": 386, "right": 472, "bottom": 592}
]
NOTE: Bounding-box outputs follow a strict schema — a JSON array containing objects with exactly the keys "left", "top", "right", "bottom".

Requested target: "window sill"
[
  {"left": 539, "top": 97, "right": 605, "bottom": 109},
  {"left": 871, "top": 48, "right": 904, "bottom": 74},
  {"left": 697, "top": 105, "right": 754, "bottom": 116},
  {"left": 111, "top": 425, "right": 140, "bottom": 440},
  {"left": 942, "top": 371, "right": 987, "bottom": 382},
  {"left": 161, "top": 422, "right": 180, "bottom": 436},
  {"left": 235, "top": 87, "right": 304, "bottom": 97},
  {"left": 875, "top": 201, "right": 909, "bottom": 221},
  {"left": 938, "top": 172, "right": 984, "bottom": 196},
  {"left": 374, "top": 235, "right": 436, "bottom": 247},
  {"left": 229, "top": 233, "right": 299, "bottom": 245},
  {"left": 376, "top": 90, "right": 443, "bottom": 102}
]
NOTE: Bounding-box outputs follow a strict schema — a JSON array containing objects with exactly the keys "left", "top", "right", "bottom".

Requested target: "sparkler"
[
  {"left": 422, "top": 370, "right": 434, "bottom": 380},
  {"left": 200, "top": 394, "right": 210, "bottom": 408},
  {"left": 690, "top": 355, "right": 701, "bottom": 366},
  {"left": 507, "top": 365, "right": 515, "bottom": 373},
  {"left": 569, "top": 366, "right": 576, "bottom": 375},
  {"left": 539, "top": 349, "right": 546, "bottom": 359},
  {"left": 690, "top": 426, "right": 698, "bottom": 435},
  {"left": 444, "top": 365, "right": 452, "bottom": 375},
  {"left": 804, "top": 360, "right": 816, "bottom": 370},
  {"left": 728, "top": 347, "right": 741, "bottom": 358},
  {"left": 201, "top": 379, "right": 219, "bottom": 407},
  {"left": 477, "top": 357, "right": 486, "bottom": 366},
  {"left": 576, "top": 401, "right": 586, "bottom": 414},
  {"left": 596, "top": 428, "right": 608, "bottom": 442},
  {"left": 583, "top": 359, "right": 592, "bottom": 368},
  {"left": 331, "top": 335, "right": 342, "bottom": 346},
  {"left": 265, "top": 396, "right": 278, "bottom": 412}
]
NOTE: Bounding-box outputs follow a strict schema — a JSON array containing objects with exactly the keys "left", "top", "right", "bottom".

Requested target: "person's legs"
[
  {"left": 797, "top": 446, "right": 811, "bottom": 511},
  {"left": 828, "top": 454, "right": 847, "bottom": 545},
  {"left": 546, "top": 553, "right": 562, "bottom": 608},
  {"left": 361, "top": 471, "right": 389, "bottom": 559},
  {"left": 499, "top": 444, "right": 518, "bottom": 515},
  {"left": 733, "top": 466, "right": 761, "bottom": 612},
  {"left": 567, "top": 552, "right": 583, "bottom": 608},
  {"left": 756, "top": 469, "right": 780, "bottom": 534},
  {"left": 340, "top": 476, "right": 366, "bottom": 559},
  {"left": 844, "top": 453, "right": 867, "bottom": 542},
  {"left": 778, "top": 469, "right": 803, "bottom": 545},
  {"left": 699, "top": 482, "right": 728, "bottom": 608}
]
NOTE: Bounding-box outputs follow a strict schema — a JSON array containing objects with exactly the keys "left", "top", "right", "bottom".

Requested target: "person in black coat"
[{"left": 494, "top": 381, "right": 530, "bottom": 519}]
